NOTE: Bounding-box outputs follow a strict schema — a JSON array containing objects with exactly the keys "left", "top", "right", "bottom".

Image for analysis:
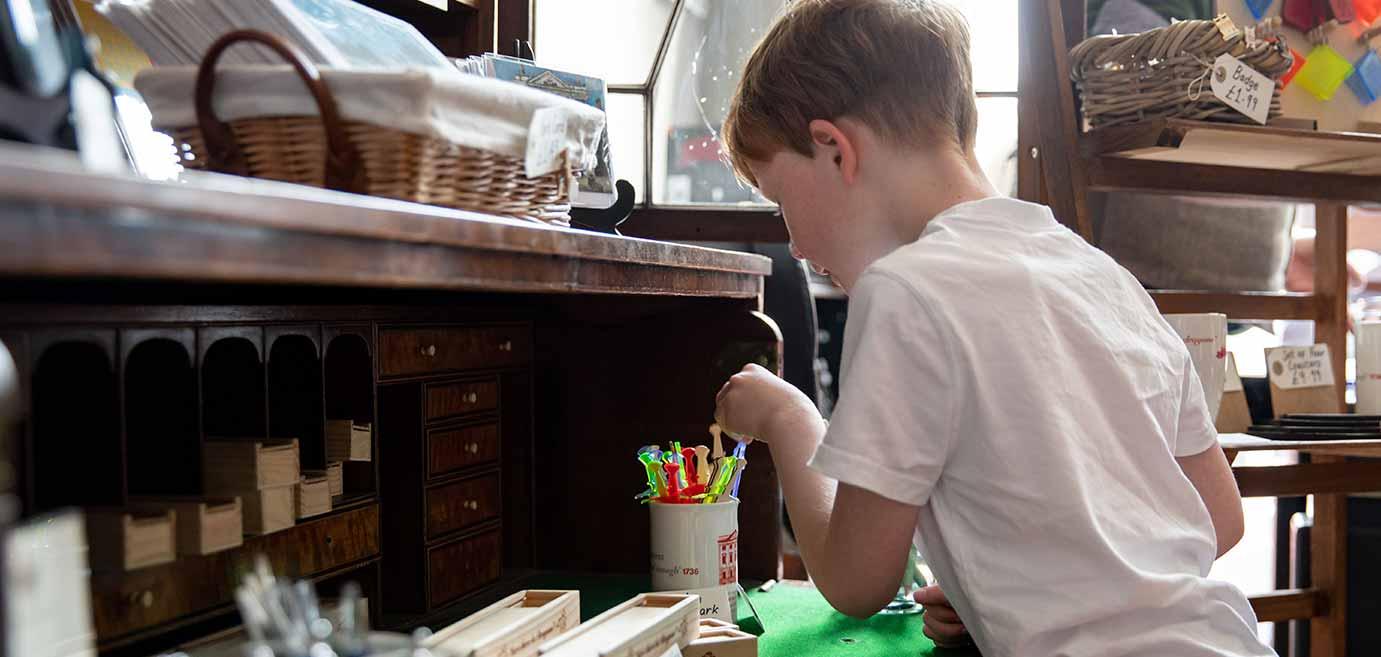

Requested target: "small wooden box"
[
  {"left": 202, "top": 439, "right": 300, "bottom": 492},
  {"left": 428, "top": 590, "right": 580, "bottom": 657},
  {"left": 130, "top": 497, "right": 243, "bottom": 555},
  {"left": 296, "top": 475, "right": 332, "bottom": 519},
  {"left": 306, "top": 464, "right": 344, "bottom": 497},
  {"left": 242, "top": 483, "right": 296, "bottom": 535},
  {"left": 683, "top": 620, "right": 757, "bottom": 657},
  {"left": 327, "top": 420, "right": 372, "bottom": 462},
  {"left": 539, "top": 593, "right": 699, "bottom": 657},
  {"left": 86, "top": 510, "right": 177, "bottom": 572}
]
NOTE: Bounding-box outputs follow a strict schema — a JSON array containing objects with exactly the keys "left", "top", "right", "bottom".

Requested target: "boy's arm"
[
  {"left": 767, "top": 404, "right": 921, "bottom": 618},
  {"left": 1176, "top": 445, "right": 1245, "bottom": 558}
]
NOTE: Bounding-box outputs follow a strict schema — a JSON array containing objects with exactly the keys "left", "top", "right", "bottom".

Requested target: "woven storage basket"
[
  {"left": 168, "top": 30, "right": 572, "bottom": 224},
  {"left": 1070, "top": 18, "right": 1293, "bottom": 129}
]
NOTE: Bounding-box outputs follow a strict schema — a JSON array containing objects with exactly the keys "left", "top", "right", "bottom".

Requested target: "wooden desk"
[{"left": 0, "top": 144, "right": 781, "bottom": 656}]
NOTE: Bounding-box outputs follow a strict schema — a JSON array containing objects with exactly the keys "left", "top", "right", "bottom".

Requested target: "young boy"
[{"left": 713, "top": 1, "right": 1272, "bottom": 655}]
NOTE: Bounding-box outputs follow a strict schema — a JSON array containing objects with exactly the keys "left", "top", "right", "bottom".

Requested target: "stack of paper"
[{"left": 97, "top": 0, "right": 452, "bottom": 70}]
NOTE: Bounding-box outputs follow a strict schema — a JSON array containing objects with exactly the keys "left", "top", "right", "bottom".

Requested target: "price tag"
[
  {"left": 1224, "top": 352, "right": 1244, "bottom": 393},
  {"left": 1210, "top": 53, "right": 1272, "bottom": 125},
  {"left": 1267, "top": 344, "right": 1335, "bottom": 390},
  {"left": 656, "top": 585, "right": 736, "bottom": 622},
  {"left": 525, "top": 107, "right": 569, "bottom": 178}
]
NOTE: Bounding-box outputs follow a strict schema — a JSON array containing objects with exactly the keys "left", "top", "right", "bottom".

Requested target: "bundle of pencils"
[{"left": 635, "top": 425, "right": 747, "bottom": 504}]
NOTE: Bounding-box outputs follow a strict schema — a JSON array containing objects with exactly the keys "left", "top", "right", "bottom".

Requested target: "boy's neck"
[{"left": 834, "top": 148, "right": 997, "bottom": 292}]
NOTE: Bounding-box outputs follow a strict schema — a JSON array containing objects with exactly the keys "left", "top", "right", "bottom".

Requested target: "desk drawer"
[
  {"left": 92, "top": 504, "right": 379, "bottom": 642},
  {"left": 426, "top": 379, "right": 499, "bottom": 422},
  {"left": 427, "top": 474, "right": 501, "bottom": 539},
  {"left": 427, "top": 529, "right": 502, "bottom": 608},
  {"left": 379, "top": 326, "right": 530, "bottom": 377},
  {"left": 428, "top": 422, "right": 500, "bottom": 478}
]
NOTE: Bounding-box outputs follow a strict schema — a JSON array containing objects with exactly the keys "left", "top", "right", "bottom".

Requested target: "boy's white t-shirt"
[{"left": 809, "top": 197, "right": 1273, "bottom": 657}]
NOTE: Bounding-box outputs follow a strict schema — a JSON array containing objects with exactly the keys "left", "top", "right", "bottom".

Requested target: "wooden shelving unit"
[{"left": 1019, "top": 1, "right": 1381, "bottom": 655}]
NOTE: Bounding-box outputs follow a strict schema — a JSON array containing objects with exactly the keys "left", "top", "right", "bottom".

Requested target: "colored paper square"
[
  {"left": 1282, "top": 48, "right": 1307, "bottom": 87},
  {"left": 1359, "top": 0, "right": 1381, "bottom": 24},
  {"left": 1283, "top": 0, "right": 1325, "bottom": 30},
  {"left": 1348, "top": 51, "right": 1381, "bottom": 105},
  {"left": 1297, "top": 45, "right": 1355, "bottom": 100},
  {"left": 1244, "top": 0, "right": 1274, "bottom": 20}
]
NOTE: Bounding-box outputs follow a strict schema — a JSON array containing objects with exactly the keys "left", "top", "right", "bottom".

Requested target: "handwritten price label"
[
  {"left": 1267, "top": 344, "right": 1334, "bottom": 391},
  {"left": 1210, "top": 54, "right": 1271, "bottom": 125}
]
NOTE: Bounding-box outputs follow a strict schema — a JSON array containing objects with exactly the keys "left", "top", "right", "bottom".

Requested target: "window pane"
[
  {"left": 974, "top": 97, "right": 1019, "bottom": 197},
  {"left": 534, "top": 0, "right": 674, "bottom": 85},
  {"left": 950, "top": 0, "right": 1019, "bottom": 93},
  {"left": 652, "top": 0, "right": 781, "bottom": 205},
  {"left": 607, "top": 93, "right": 647, "bottom": 203}
]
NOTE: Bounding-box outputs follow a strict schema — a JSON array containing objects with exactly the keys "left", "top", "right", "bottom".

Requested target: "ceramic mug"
[
  {"left": 1163, "top": 313, "right": 1228, "bottom": 422},
  {"left": 649, "top": 497, "right": 739, "bottom": 594},
  {"left": 1357, "top": 321, "right": 1381, "bottom": 413}
]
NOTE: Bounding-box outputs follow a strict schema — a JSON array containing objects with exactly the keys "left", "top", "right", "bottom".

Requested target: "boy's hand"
[
  {"left": 714, "top": 363, "right": 818, "bottom": 443},
  {"left": 915, "top": 585, "right": 973, "bottom": 648}
]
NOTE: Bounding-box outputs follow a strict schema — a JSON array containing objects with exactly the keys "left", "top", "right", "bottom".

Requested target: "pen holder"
[{"left": 649, "top": 498, "right": 739, "bottom": 612}]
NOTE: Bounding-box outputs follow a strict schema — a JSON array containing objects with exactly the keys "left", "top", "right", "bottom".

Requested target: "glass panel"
[
  {"left": 652, "top": 0, "right": 781, "bottom": 205},
  {"left": 533, "top": 0, "right": 675, "bottom": 85},
  {"left": 951, "top": 0, "right": 1019, "bottom": 93},
  {"left": 975, "top": 97, "right": 1019, "bottom": 197},
  {"left": 607, "top": 93, "right": 647, "bottom": 203}
]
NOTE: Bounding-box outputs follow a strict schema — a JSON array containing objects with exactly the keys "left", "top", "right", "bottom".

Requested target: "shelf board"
[
  {"left": 1083, "top": 119, "right": 1381, "bottom": 204},
  {"left": 1250, "top": 588, "right": 1326, "bottom": 623},
  {"left": 1221, "top": 433, "right": 1381, "bottom": 458},
  {"left": 1149, "top": 291, "right": 1314, "bottom": 320}
]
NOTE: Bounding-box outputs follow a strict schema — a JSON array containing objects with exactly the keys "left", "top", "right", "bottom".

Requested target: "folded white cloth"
[{"left": 135, "top": 66, "right": 607, "bottom": 173}]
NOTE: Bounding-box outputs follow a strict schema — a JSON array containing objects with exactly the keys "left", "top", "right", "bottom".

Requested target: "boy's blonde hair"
[{"left": 723, "top": 0, "right": 977, "bottom": 187}]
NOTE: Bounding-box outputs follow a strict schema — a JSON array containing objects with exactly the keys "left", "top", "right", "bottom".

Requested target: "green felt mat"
[{"left": 515, "top": 574, "right": 976, "bottom": 656}]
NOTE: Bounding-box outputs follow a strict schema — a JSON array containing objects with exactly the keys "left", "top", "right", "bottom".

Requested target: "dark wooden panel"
[
  {"left": 425, "top": 379, "right": 499, "bottom": 422},
  {"left": 427, "top": 421, "right": 500, "bottom": 478},
  {"left": 1150, "top": 291, "right": 1316, "bottom": 321},
  {"left": 380, "top": 325, "right": 531, "bottom": 378},
  {"left": 1250, "top": 588, "right": 1326, "bottom": 623},
  {"left": 501, "top": 371, "right": 535, "bottom": 569},
  {"left": 92, "top": 503, "right": 379, "bottom": 643},
  {"left": 1088, "top": 156, "right": 1381, "bottom": 204},
  {"left": 378, "top": 383, "right": 426, "bottom": 613},
  {"left": 427, "top": 529, "right": 502, "bottom": 608},
  {"left": 1235, "top": 461, "right": 1381, "bottom": 497},
  {"left": 426, "top": 473, "right": 502, "bottom": 539}
]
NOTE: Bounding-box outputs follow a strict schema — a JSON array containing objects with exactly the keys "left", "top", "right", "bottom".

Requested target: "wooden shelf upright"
[{"left": 1018, "top": 1, "right": 1381, "bottom": 655}]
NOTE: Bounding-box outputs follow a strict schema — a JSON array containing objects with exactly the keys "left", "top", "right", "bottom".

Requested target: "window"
[{"left": 535, "top": 0, "right": 1020, "bottom": 210}]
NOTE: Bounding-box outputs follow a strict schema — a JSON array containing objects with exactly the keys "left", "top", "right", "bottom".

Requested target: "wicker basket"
[
  {"left": 170, "top": 30, "right": 572, "bottom": 224},
  {"left": 1070, "top": 18, "right": 1294, "bottom": 129}
]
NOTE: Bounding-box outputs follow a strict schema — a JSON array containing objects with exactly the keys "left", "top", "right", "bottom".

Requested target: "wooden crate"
[
  {"left": 202, "top": 439, "right": 300, "bottom": 492},
  {"left": 683, "top": 620, "right": 757, "bottom": 657},
  {"left": 86, "top": 510, "right": 177, "bottom": 572},
  {"left": 242, "top": 484, "right": 296, "bottom": 535},
  {"left": 306, "top": 464, "right": 344, "bottom": 497},
  {"left": 428, "top": 590, "right": 579, "bottom": 657},
  {"left": 296, "top": 475, "right": 332, "bottom": 519},
  {"left": 129, "top": 497, "right": 242, "bottom": 555},
  {"left": 538, "top": 593, "right": 699, "bottom": 657},
  {"left": 326, "top": 420, "right": 371, "bottom": 462}
]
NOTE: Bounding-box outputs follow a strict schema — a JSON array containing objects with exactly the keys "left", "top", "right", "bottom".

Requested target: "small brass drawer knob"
[
  {"left": 499, "top": 340, "right": 513, "bottom": 352},
  {"left": 465, "top": 392, "right": 478, "bottom": 403},
  {"left": 467, "top": 442, "right": 480, "bottom": 454},
  {"left": 465, "top": 500, "right": 479, "bottom": 511},
  {"left": 421, "top": 344, "right": 437, "bottom": 357},
  {"left": 129, "top": 590, "right": 154, "bottom": 608}
]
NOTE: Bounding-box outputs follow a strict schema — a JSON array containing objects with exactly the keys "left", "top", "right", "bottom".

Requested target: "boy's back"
[{"left": 809, "top": 197, "right": 1273, "bottom": 656}]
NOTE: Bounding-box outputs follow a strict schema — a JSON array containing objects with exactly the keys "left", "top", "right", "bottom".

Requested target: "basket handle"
[{"left": 194, "top": 29, "right": 368, "bottom": 194}]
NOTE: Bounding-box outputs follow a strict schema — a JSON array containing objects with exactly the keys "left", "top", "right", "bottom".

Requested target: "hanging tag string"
[{"left": 1187, "top": 54, "right": 1215, "bottom": 102}]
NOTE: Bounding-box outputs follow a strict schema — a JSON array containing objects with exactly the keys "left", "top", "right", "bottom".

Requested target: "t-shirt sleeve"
[
  {"left": 1174, "top": 350, "right": 1219, "bottom": 457},
  {"left": 807, "top": 272, "right": 956, "bottom": 506}
]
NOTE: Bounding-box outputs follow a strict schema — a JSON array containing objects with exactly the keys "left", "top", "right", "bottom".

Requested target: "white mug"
[
  {"left": 649, "top": 498, "right": 739, "bottom": 617},
  {"left": 1163, "top": 313, "right": 1228, "bottom": 422},
  {"left": 1358, "top": 321, "right": 1381, "bottom": 413}
]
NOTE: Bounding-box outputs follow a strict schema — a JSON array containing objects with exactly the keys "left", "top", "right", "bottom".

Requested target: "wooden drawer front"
[
  {"left": 428, "top": 422, "right": 500, "bottom": 478},
  {"left": 427, "top": 530, "right": 502, "bottom": 608},
  {"left": 93, "top": 504, "right": 379, "bottom": 642},
  {"left": 426, "top": 379, "right": 499, "bottom": 422},
  {"left": 379, "top": 326, "right": 531, "bottom": 377},
  {"left": 427, "top": 474, "right": 501, "bottom": 539}
]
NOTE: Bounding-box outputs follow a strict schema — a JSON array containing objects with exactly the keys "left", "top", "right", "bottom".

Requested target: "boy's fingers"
[
  {"left": 914, "top": 584, "right": 948, "bottom": 606},
  {"left": 920, "top": 602, "right": 961, "bottom": 624},
  {"left": 922, "top": 617, "right": 968, "bottom": 643}
]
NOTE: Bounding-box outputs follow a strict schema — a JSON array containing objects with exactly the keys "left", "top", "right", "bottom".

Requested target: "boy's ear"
[{"left": 807, "top": 119, "right": 858, "bottom": 185}]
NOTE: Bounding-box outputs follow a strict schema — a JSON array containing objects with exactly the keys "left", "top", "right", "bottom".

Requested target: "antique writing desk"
[{"left": 0, "top": 143, "right": 782, "bottom": 656}]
